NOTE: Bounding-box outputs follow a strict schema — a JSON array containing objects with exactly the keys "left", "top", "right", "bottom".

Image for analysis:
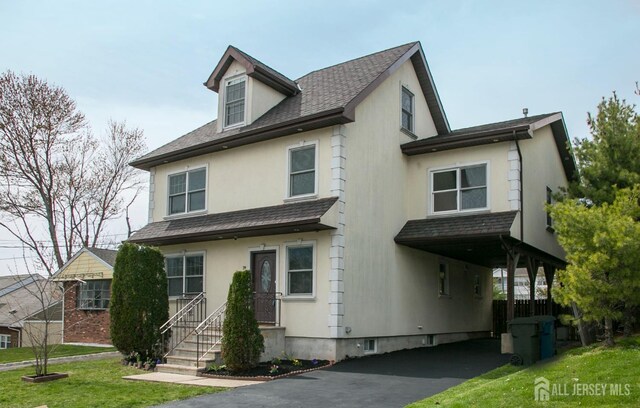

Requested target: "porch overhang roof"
[
  {"left": 394, "top": 211, "right": 565, "bottom": 268},
  {"left": 129, "top": 197, "right": 338, "bottom": 246}
]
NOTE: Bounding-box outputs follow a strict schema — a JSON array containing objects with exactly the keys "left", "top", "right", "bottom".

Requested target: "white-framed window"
[
  {"left": 166, "top": 253, "right": 205, "bottom": 297},
  {"left": 77, "top": 279, "right": 111, "bottom": 310},
  {"left": 401, "top": 86, "right": 414, "bottom": 132},
  {"left": 168, "top": 167, "right": 206, "bottom": 215},
  {"left": 285, "top": 242, "right": 315, "bottom": 297},
  {"left": 438, "top": 262, "right": 450, "bottom": 296},
  {"left": 0, "top": 334, "right": 10, "bottom": 349},
  {"left": 430, "top": 163, "right": 488, "bottom": 214},
  {"left": 224, "top": 76, "right": 246, "bottom": 128},
  {"left": 363, "top": 338, "right": 377, "bottom": 353},
  {"left": 287, "top": 142, "right": 318, "bottom": 198}
]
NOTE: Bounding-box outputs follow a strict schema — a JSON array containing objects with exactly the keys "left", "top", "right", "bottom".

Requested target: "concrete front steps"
[{"left": 156, "top": 334, "right": 222, "bottom": 376}]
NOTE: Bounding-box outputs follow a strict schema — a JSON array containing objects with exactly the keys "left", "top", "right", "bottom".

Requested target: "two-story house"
[{"left": 129, "top": 42, "right": 575, "bottom": 369}]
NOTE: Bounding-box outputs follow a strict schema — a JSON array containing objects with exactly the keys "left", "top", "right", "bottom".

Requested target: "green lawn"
[
  {"left": 0, "top": 358, "right": 224, "bottom": 408},
  {"left": 0, "top": 345, "right": 117, "bottom": 364},
  {"left": 407, "top": 336, "right": 640, "bottom": 407}
]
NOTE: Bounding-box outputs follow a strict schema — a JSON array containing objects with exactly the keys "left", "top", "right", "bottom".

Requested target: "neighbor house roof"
[
  {"left": 401, "top": 112, "right": 578, "bottom": 180},
  {"left": 85, "top": 248, "right": 117, "bottom": 267},
  {"left": 0, "top": 275, "right": 61, "bottom": 327},
  {"left": 131, "top": 42, "right": 449, "bottom": 170},
  {"left": 129, "top": 197, "right": 339, "bottom": 246}
]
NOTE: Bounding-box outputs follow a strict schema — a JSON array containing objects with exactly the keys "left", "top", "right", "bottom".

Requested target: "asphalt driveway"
[{"left": 155, "top": 338, "right": 509, "bottom": 408}]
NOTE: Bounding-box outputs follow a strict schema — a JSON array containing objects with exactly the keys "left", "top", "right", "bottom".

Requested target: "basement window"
[{"left": 363, "top": 338, "right": 377, "bottom": 353}]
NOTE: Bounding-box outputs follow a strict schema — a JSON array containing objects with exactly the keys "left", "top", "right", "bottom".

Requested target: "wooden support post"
[
  {"left": 506, "top": 251, "right": 520, "bottom": 322},
  {"left": 526, "top": 256, "right": 538, "bottom": 316},
  {"left": 543, "top": 263, "right": 555, "bottom": 316}
]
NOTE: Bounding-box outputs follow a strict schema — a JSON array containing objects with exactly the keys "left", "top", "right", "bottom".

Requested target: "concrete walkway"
[
  {"left": 124, "top": 372, "right": 263, "bottom": 388},
  {"left": 0, "top": 351, "right": 121, "bottom": 372},
  {"left": 153, "top": 338, "right": 509, "bottom": 408}
]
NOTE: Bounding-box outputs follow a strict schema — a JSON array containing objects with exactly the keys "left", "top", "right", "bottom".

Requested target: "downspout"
[
  {"left": 513, "top": 130, "right": 524, "bottom": 243},
  {"left": 8, "top": 326, "right": 21, "bottom": 348}
]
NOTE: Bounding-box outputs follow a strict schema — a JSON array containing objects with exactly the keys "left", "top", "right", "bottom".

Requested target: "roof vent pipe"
[{"left": 522, "top": 108, "right": 529, "bottom": 118}]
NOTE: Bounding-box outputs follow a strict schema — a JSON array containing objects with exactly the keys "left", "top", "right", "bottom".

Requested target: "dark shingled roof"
[
  {"left": 395, "top": 211, "right": 518, "bottom": 243},
  {"left": 401, "top": 112, "right": 578, "bottom": 181},
  {"left": 129, "top": 197, "right": 339, "bottom": 246},
  {"left": 86, "top": 248, "right": 118, "bottom": 267},
  {"left": 131, "top": 42, "right": 449, "bottom": 170},
  {"left": 394, "top": 211, "right": 519, "bottom": 267}
]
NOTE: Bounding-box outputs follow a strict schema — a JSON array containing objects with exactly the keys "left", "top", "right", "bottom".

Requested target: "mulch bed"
[{"left": 202, "top": 359, "right": 333, "bottom": 381}]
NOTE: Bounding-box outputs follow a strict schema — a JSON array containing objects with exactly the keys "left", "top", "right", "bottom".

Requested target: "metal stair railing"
[
  {"left": 160, "top": 292, "right": 206, "bottom": 358},
  {"left": 195, "top": 302, "right": 226, "bottom": 367}
]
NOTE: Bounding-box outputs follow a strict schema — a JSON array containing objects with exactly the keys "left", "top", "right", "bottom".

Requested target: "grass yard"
[
  {"left": 0, "top": 345, "right": 117, "bottom": 364},
  {"left": 0, "top": 357, "right": 224, "bottom": 408},
  {"left": 407, "top": 336, "right": 640, "bottom": 407}
]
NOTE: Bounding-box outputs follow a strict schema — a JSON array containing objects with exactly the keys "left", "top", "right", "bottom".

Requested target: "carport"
[{"left": 394, "top": 211, "right": 566, "bottom": 321}]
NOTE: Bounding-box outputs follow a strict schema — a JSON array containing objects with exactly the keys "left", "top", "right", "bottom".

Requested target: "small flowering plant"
[
  {"left": 269, "top": 365, "right": 279, "bottom": 374},
  {"left": 292, "top": 359, "right": 302, "bottom": 367}
]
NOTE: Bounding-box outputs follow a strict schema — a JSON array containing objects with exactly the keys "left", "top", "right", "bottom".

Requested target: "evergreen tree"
[
  {"left": 110, "top": 243, "right": 168, "bottom": 359},
  {"left": 222, "top": 269, "right": 264, "bottom": 372},
  {"left": 549, "top": 187, "right": 640, "bottom": 346}
]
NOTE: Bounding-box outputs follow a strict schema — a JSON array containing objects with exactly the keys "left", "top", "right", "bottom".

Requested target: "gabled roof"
[
  {"left": 0, "top": 275, "right": 61, "bottom": 326},
  {"left": 205, "top": 45, "right": 300, "bottom": 96},
  {"left": 131, "top": 42, "right": 449, "bottom": 170},
  {"left": 129, "top": 197, "right": 338, "bottom": 246},
  {"left": 401, "top": 112, "right": 578, "bottom": 181},
  {"left": 85, "top": 248, "right": 117, "bottom": 267}
]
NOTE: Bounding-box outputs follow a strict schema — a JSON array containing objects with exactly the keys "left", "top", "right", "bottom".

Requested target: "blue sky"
[{"left": 0, "top": 0, "right": 638, "bottom": 273}]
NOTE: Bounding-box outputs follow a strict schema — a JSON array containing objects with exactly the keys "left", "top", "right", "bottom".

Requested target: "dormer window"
[{"left": 224, "top": 77, "right": 246, "bottom": 128}]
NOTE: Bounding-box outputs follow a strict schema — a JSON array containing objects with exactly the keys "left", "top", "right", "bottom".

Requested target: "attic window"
[
  {"left": 224, "top": 77, "right": 246, "bottom": 127},
  {"left": 401, "top": 86, "right": 414, "bottom": 132}
]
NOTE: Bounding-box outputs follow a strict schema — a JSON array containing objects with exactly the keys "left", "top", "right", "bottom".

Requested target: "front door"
[{"left": 251, "top": 251, "right": 277, "bottom": 324}]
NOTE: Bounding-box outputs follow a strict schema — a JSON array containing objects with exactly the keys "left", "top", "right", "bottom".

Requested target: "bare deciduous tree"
[{"left": 0, "top": 71, "right": 145, "bottom": 275}]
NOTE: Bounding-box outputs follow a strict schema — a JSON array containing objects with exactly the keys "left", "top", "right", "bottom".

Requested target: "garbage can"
[
  {"left": 535, "top": 315, "right": 556, "bottom": 360},
  {"left": 508, "top": 317, "right": 541, "bottom": 365}
]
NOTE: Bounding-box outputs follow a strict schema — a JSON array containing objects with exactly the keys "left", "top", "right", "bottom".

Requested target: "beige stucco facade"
[{"left": 142, "top": 54, "right": 570, "bottom": 361}]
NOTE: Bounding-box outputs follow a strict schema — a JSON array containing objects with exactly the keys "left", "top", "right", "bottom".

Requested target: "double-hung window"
[
  {"left": 77, "top": 280, "right": 111, "bottom": 310},
  {"left": 288, "top": 144, "right": 316, "bottom": 197},
  {"left": 166, "top": 254, "right": 204, "bottom": 297},
  {"left": 431, "top": 164, "right": 487, "bottom": 213},
  {"left": 168, "top": 168, "right": 206, "bottom": 215},
  {"left": 224, "top": 77, "right": 246, "bottom": 127},
  {"left": 401, "top": 86, "right": 414, "bottom": 132},
  {"left": 0, "top": 334, "right": 10, "bottom": 349},
  {"left": 286, "top": 244, "right": 314, "bottom": 296}
]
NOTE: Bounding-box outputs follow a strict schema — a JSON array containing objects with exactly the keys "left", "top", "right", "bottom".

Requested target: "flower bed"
[{"left": 203, "top": 358, "right": 333, "bottom": 381}]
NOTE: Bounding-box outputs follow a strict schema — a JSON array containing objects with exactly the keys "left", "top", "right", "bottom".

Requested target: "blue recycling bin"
[{"left": 535, "top": 315, "right": 556, "bottom": 360}]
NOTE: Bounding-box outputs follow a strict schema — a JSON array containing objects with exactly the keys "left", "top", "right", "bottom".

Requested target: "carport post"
[
  {"left": 543, "top": 263, "right": 555, "bottom": 315},
  {"left": 526, "top": 256, "right": 538, "bottom": 316},
  {"left": 506, "top": 251, "right": 519, "bottom": 321}
]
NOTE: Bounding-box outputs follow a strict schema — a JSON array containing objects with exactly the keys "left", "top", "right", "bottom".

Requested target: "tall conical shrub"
[
  {"left": 222, "top": 269, "right": 264, "bottom": 372},
  {"left": 110, "top": 243, "right": 168, "bottom": 360}
]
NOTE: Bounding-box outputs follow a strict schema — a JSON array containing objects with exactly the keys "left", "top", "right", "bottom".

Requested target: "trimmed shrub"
[
  {"left": 222, "top": 269, "right": 264, "bottom": 372},
  {"left": 110, "top": 242, "right": 168, "bottom": 360}
]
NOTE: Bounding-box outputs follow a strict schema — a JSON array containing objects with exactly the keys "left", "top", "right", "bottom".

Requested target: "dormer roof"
[
  {"left": 131, "top": 42, "right": 449, "bottom": 170},
  {"left": 204, "top": 45, "right": 300, "bottom": 96}
]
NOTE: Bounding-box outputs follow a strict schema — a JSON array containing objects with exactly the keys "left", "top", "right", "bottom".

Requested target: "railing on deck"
[
  {"left": 160, "top": 293, "right": 206, "bottom": 358},
  {"left": 195, "top": 302, "right": 226, "bottom": 367}
]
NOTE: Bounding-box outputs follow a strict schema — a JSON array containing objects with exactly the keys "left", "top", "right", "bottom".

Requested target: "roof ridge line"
[{"left": 296, "top": 41, "right": 418, "bottom": 81}]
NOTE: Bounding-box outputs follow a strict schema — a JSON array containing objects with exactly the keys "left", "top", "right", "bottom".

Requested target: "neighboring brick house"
[
  {"left": 0, "top": 275, "right": 62, "bottom": 348},
  {"left": 128, "top": 41, "right": 575, "bottom": 367},
  {"left": 53, "top": 248, "right": 116, "bottom": 345}
]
